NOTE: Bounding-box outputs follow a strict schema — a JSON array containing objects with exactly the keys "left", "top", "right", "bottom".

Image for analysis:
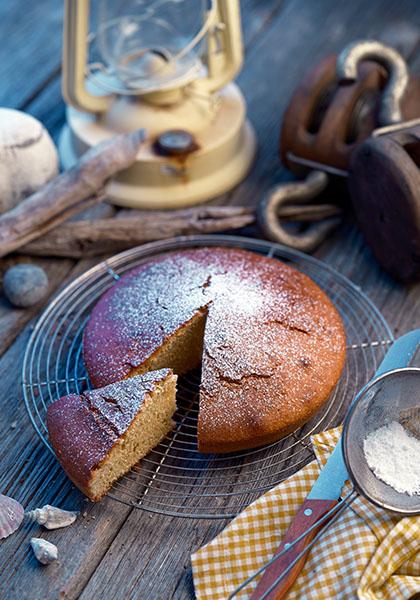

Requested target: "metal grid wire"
[{"left": 22, "top": 235, "right": 393, "bottom": 519}]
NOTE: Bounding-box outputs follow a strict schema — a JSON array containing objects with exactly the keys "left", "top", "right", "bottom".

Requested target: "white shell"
[
  {"left": 0, "top": 108, "right": 58, "bottom": 213},
  {"left": 30, "top": 538, "right": 58, "bottom": 565},
  {"left": 26, "top": 505, "right": 78, "bottom": 530},
  {"left": 0, "top": 494, "right": 24, "bottom": 539}
]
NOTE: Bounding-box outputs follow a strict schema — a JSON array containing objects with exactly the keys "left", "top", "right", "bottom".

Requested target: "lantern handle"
[
  {"left": 195, "top": 0, "right": 244, "bottom": 94},
  {"left": 62, "top": 0, "right": 112, "bottom": 113}
]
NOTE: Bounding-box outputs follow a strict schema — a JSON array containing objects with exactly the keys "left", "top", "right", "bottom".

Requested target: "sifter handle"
[{"left": 374, "top": 329, "right": 420, "bottom": 377}]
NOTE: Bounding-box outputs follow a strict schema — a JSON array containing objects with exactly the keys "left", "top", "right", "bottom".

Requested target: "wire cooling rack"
[{"left": 22, "top": 235, "right": 393, "bottom": 519}]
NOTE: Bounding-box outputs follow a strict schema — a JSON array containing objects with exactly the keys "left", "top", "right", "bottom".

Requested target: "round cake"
[{"left": 83, "top": 247, "right": 346, "bottom": 453}]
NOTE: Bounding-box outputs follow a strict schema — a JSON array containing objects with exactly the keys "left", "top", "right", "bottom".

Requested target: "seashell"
[
  {"left": 30, "top": 538, "right": 58, "bottom": 565},
  {"left": 0, "top": 494, "right": 24, "bottom": 539},
  {"left": 25, "top": 505, "right": 78, "bottom": 530}
]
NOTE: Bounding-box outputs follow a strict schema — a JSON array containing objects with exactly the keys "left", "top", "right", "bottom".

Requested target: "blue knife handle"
[{"left": 375, "top": 329, "right": 420, "bottom": 377}]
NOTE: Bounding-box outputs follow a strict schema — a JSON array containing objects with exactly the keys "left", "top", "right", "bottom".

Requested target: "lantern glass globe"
[{"left": 97, "top": 0, "right": 209, "bottom": 92}]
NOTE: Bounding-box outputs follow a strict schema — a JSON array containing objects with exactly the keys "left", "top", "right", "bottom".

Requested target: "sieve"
[{"left": 343, "top": 366, "right": 420, "bottom": 515}]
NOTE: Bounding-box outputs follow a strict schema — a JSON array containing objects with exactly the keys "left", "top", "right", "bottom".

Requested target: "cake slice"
[{"left": 46, "top": 369, "right": 177, "bottom": 501}]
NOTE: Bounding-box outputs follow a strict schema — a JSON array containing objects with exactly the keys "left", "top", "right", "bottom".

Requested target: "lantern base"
[{"left": 59, "top": 83, "right": 257, "bottom": 209}]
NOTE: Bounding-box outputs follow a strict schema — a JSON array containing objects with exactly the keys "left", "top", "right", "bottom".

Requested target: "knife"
[{"left": 250, "top": 329, "right": 420, "bottom": 600}]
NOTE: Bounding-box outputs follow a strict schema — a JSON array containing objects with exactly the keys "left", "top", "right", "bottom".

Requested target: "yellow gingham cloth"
[{"left": 191, "top": 427, "right": 420, "bottom": 599}]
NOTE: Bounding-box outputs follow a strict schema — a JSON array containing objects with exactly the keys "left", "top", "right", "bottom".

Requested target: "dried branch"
[
  {"left": 0, "top": 130, "right": 144, "bottom": 258},
  {"left": 20, "top": 206, "right": 255, "bottom": 258}
]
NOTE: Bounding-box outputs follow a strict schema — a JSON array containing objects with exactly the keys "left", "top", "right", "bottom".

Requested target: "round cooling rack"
[{"left": 22, "top": 235, "right": 393, "bottom": 519}]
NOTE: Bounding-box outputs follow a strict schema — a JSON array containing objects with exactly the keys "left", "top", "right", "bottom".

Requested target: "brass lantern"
[{"left": 59, "top": 0, "right": 256, "bottom": 209}]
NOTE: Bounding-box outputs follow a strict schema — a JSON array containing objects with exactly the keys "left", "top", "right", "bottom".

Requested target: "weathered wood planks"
[{"left": 0, "top": 1, "right": 419, "bottom": 599}]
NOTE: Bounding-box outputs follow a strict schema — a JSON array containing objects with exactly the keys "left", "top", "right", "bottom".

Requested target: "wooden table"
[{"left": 1, "top": 1, "right": 419, "bottom": 598}]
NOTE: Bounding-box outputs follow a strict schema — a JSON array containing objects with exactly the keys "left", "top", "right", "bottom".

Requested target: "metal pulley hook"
[
  {"left": 336, "top": 40, "right": 409, "bottom": 126},
  {"left": 257, "top": 171, "right": 342, "bottom": 253}
]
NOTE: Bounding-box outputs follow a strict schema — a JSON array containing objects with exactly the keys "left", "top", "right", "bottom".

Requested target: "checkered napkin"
[{"left": 191, "top": 427, "right": 420, "bottom": 599}]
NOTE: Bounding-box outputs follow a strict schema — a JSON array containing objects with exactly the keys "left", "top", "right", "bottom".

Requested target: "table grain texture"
[{"left": 1, "top": 1, "right": 420, "bottom": 599}]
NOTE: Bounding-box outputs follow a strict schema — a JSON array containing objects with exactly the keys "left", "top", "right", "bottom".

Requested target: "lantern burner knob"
[{"left": 154, "top": 129, "right": 198, "bottom": 157}]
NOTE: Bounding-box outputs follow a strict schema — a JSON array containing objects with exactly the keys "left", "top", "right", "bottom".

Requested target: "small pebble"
[{"left": 3, "top": 264, "right": 49, "bottom": 308}]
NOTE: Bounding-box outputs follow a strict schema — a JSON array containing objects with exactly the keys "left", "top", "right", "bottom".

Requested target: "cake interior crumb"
[
  {"left": 89, "top": 374, "right": 177, "bottom": 501},
  {"left": 128, "top": 309, "right": 207, "bottom": 377}
]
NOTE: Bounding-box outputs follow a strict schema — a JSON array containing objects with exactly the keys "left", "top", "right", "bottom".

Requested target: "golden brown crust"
[{"left": 83, "top": 247, "right": 346, "bottom": 453}]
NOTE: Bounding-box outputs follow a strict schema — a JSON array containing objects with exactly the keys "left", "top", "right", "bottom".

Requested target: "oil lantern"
[{"left": 59, "top": 0, "right": 256, "bottom": 208}]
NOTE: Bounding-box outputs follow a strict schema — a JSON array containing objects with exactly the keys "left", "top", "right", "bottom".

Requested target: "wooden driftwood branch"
[
  {"left": 20, "top": 206, "right": 255, "bottom": 258},
  {"left": 0, "top": 130, "right": 144, "bottom": 258}
]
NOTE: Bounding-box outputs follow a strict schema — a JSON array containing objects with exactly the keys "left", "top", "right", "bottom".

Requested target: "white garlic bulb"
[{"left": 0, "top": 108, "right": 58, "bottom": 213}]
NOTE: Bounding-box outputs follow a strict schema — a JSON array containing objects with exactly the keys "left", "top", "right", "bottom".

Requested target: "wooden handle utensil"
[{"left": 250, "top": 499, "right": 338, "bottom": 600}]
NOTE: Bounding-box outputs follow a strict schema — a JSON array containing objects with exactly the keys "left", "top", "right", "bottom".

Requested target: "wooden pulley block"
[
  {"left": 349, "top": 122, "right": 420, "bottom": 282},
  {"left": 280, "top": 48, "right": 420, "bottom": 174},
  {"left": 259, "top": 40, "right": 420, "bottom": 268}
]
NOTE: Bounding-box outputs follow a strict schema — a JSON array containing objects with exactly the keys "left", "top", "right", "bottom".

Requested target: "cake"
[
  {"left": 46, "top": 369, "right": 177, "bottom": 501},
  {"left": 83, "top": 247, "right": 346, "bottom": 453}
]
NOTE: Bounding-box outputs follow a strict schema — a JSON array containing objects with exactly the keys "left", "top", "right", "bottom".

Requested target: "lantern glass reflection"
[{"left": 97, "top": 0, "right": 209, "bottom": 91}]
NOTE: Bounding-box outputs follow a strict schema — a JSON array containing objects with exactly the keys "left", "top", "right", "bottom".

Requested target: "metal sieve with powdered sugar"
[{"left": 343, "top": 367, "right": 420, "bottom": 515}]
